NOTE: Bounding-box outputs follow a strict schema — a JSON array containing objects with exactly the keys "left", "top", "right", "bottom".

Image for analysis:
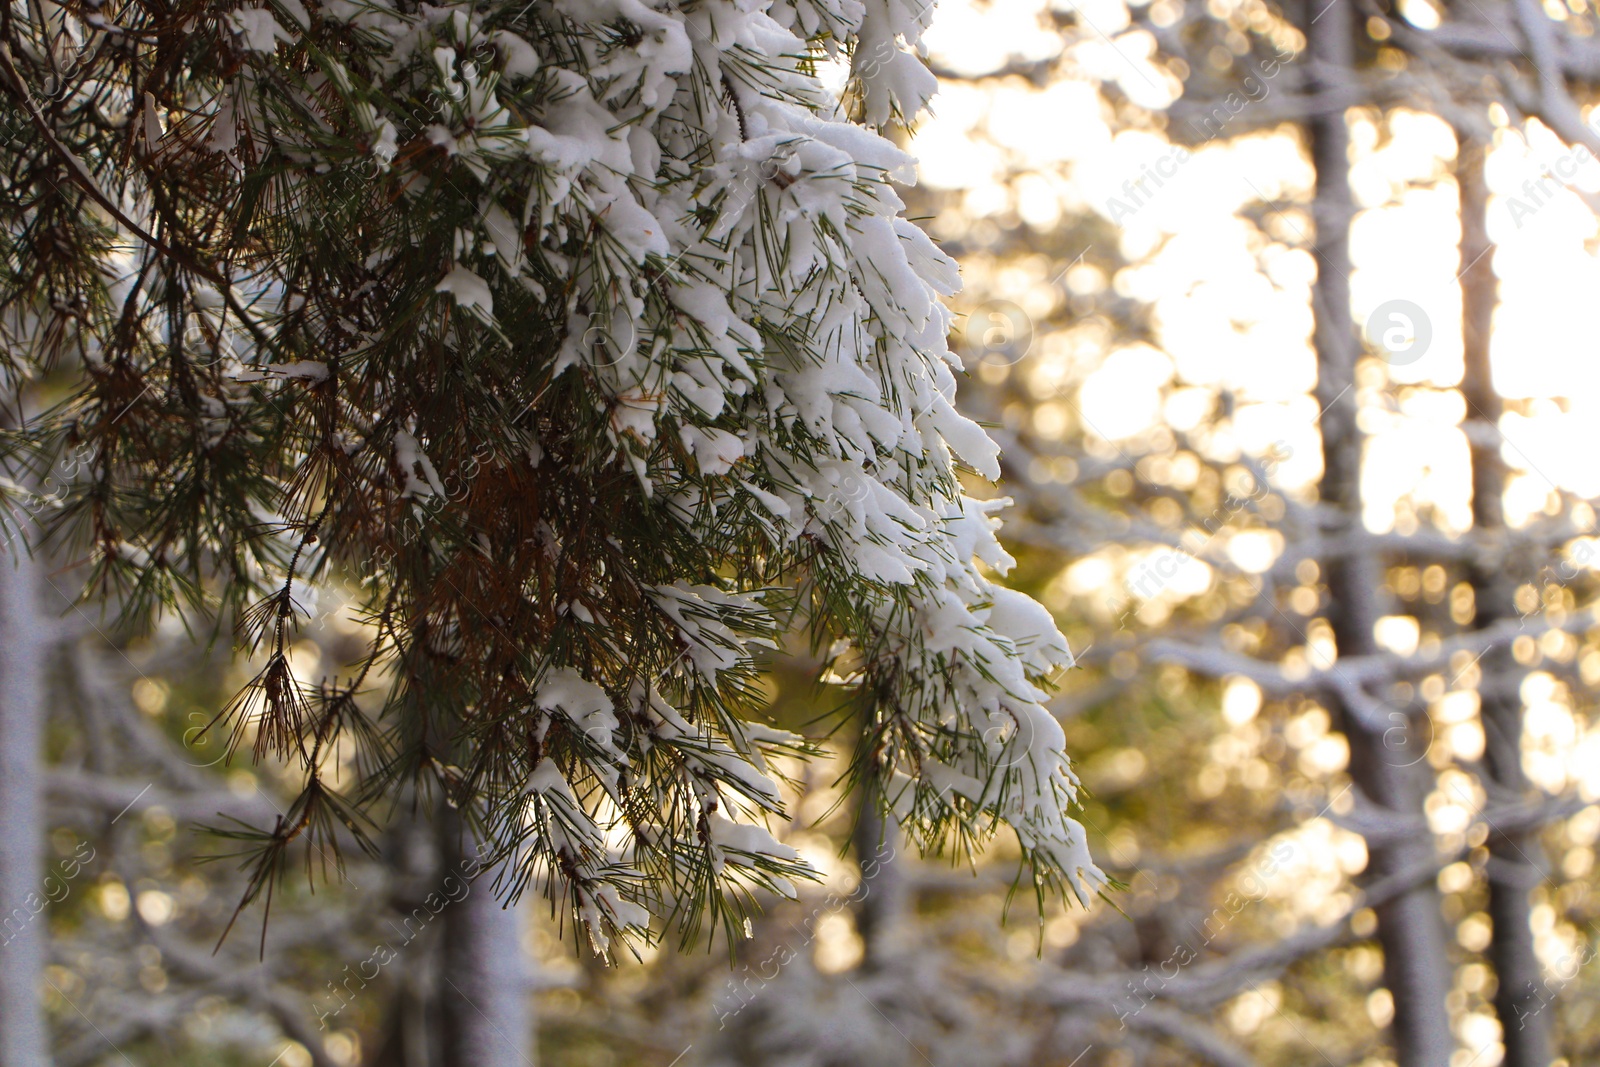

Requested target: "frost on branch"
[{"left": 1, "top": 0, "right": 1103, "bottom": 955}]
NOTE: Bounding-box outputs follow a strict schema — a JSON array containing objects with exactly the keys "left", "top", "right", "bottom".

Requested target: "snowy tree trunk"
[
  {"left": 0, "top": 550, "right": 50, "bottom": 1067},
  {"left": 440, "top": 832, "right": 535, "bottom": 1067},
  {"left": 1458, "top": 136, "right": 1551, "bottom": 1067},
  {"left": 853, "top": 786, "right": 908, "bottom": 972},
  {"left": 368, "top": 811, "right": 537, "bottom": 1067},
  {"left": 1309, "top": 7, "right": 1453, "bottom": 1065}
]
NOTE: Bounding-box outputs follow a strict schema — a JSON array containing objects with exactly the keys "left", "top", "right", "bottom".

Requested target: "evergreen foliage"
[{"left": 0, "top": 0, "right": 1102, "bottom": 955}]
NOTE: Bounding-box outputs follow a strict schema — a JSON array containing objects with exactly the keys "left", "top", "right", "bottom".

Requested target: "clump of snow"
[
  {"left": 435, "top": 264, "right": 494, "bottom": 319},
  {"left": 228, "top": 7, "right": 293, "bottom": 52}
]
